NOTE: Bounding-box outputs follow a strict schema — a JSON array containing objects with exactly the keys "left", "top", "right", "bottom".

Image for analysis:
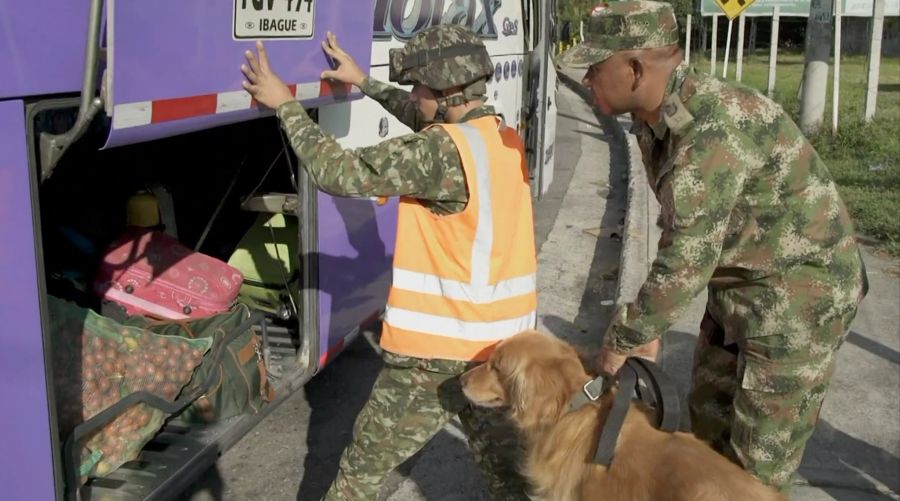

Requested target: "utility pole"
[
  {"left": 865, "top": 0, "right": 885, "bottom": 121},
  {"left": 799, "top": 0, "right": 835, "bottom": 135}
]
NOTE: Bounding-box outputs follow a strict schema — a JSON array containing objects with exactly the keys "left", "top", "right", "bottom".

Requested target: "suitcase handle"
[
  {"left": 63, "top": 311, "right": 265, "bottom": 498},
  {"left": 240, "top": 193, "right": 298, "bottom": 214}
]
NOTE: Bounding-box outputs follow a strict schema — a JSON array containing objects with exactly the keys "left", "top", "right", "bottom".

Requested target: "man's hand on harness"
[{"left": 596, "top": 338, "right": 660, "bottom": 377}]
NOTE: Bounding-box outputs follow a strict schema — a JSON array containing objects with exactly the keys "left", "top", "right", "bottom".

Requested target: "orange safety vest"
[{"left": 380, "top": 115, "right": 537, "bottom": 362}]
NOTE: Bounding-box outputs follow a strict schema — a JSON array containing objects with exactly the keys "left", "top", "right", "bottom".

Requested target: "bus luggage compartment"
[{"left": 37, "top": 110, "right": 310, "bottom": 499}]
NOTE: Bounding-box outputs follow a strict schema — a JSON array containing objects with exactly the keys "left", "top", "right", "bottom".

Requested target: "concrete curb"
[
  {"left": 554, "top": 65, "right": 654, "bottom": 308},
  {"left": 612, "top": 122, "right": 654, "bottom": 306}
]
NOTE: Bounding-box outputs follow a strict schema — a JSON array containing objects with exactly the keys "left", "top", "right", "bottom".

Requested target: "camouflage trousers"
[
  {"left": 322, "top": 351, "right": 530, "bottom": 501},
  {"left": 688, "top": 306, "right": 858, "bottom": 494}
]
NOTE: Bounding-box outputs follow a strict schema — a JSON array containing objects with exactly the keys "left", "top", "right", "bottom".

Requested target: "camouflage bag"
[{"left": 132, "top": 304, "right": 275, "bottom": 423}]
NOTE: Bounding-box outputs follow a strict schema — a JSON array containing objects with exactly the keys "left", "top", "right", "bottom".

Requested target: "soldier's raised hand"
[
  {"left": 320, "top": 31, "right": 365, "bottom": 88},
  {"left": 241, "top": 41, "right": 295, "bottom": 110}
]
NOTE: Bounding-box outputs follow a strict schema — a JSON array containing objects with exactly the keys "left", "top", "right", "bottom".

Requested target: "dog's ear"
[{"left": 508, "top": 360, "right": 570, "bottom": 430}]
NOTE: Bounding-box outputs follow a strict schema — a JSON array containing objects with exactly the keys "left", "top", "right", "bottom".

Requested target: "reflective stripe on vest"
[
  {"left": 381, "top": 118, "right": 537, "bottom": 361},
  {"left": 463, "top": 122, "right": 493, "bottom": 289},
  {"left": 384, "top": 307, "right": 537, "bottom": 341},
  {"left": 390, "top": 268, "right": 536, "bottom": 304}
]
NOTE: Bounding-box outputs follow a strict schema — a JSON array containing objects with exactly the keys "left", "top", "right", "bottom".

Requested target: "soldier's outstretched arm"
[
  {"left": 604, "top": 128, "right": 752, "bottom": 353},
  {"left": 242, "top": 39, "right": 465, "bottom": 203},
  {"left": 277, "top": 100, "right": 465, "bottom": 202},
  {"left": 359, "top": 77, "right": 426, "bottom": 132},
  {"left": 320, "top": 31, "right": 425, "bottom": 131}
]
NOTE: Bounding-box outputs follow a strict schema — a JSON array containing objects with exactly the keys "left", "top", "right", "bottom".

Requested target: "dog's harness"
[{"left": 568, "top": 358, "right": 687, "bottom": 466}]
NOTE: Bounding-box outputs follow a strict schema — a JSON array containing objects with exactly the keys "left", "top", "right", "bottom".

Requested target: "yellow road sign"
[{"left": 713, "top": 0, "right": 755, "bottom": 19}]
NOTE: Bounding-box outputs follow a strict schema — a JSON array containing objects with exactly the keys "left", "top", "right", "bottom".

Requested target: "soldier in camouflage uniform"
[
  {"left": 561, "top": 1, "right": 868, "bottom": 493},
  {"left": 241, "top": 26, "right": 531, "bottom": 500}
]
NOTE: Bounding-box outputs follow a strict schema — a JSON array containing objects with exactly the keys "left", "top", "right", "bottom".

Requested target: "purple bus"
[{"left": 0, "top": 0, "right": 557, "bottom": 498}]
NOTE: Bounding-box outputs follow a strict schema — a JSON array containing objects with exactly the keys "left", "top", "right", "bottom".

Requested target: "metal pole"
[
  {"left": 865, "top": 0, "right": 885, "bottom": 121},
  {"left": 723, "top": 18, "right": 734, "bottom": 79},
  {"left": 768, "top": 7, "right": 780, "bottom": 97},
  {"left": 711, "top": 14, "right": 719, "bottom": 75},
  {"left": 736, "top": 15, "right": 746, "bottom": 82},
  {"left": 686, "top": 14, "right": 693, "bottom": 65},
  {"left": 38, "top": 0, "right": 106, "bottom": 178},
  {"left": 799, "top": 0, "right": 835, "bottom": 135},
  {"left": 833, "top": 0, "right": 842, "bottom": 134}
]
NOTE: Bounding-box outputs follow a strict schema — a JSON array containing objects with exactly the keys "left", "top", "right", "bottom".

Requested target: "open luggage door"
[{"left": 523, "top": 0, "right": 559, "bottom": 198}]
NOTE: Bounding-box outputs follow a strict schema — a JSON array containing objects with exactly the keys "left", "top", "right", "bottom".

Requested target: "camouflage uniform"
[
  {"left": 275, "top": 25, "right": 530, "bottom": 501},
  {"left": 562, "top": 1, "right": 868, "bottom": 493},
  {"left": 327, "top": 352, "right": 528, "bottom": 500},
  {"left": 276, "top": 76, "right": 474, "bottom": 215}
]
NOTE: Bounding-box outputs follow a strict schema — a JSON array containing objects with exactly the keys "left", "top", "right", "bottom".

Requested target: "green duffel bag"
[
  {"left": 129, "top": 304, "right": 275, "bottom": 423},
  {"left": 227, "top": 212, "right": 300, "bottom": 320}
]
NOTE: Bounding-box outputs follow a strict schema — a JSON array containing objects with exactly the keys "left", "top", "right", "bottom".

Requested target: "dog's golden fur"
[{"left": 460, "top": 330, "right": 785, "bottom": 501}]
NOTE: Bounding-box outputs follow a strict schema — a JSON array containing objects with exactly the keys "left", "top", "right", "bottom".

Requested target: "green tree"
[
  {"left": 668, "top": 0, "right": 695, "bottom": 20},
  {"left": 668, "top": 0, "right": 696, "bottom": 40},
  {"left": 557, "top": 0, "right": 596, "bottom": 31}
]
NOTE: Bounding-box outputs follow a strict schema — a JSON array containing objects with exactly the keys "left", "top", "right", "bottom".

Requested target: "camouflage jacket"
[
  {"left": 276, "top": 77, "right": 497, "bottom": 215},
  {"left": 605, "top": 66, "right": 868, "bottom": 353}
]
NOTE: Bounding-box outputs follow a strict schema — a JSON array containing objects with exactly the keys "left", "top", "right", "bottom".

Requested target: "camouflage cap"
[
  {"left": 560, "top": 1, "right": 679, "bottom": 69},
  {"left": 389, "top": 24, "right": 494, "bottom": 92}
]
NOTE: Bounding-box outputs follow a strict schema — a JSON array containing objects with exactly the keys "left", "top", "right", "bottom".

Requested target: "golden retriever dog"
[{"left": 460, "top": 330, "right": 785, "bottom": 501}]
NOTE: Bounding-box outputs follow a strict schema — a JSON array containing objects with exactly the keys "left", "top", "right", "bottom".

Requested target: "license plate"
[{"left": 233, "top": 0, "right": 315, "bottom": 40}]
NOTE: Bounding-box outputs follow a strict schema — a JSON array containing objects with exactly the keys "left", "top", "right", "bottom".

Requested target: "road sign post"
[{"left": 723, "top": 18, "right": 733, "bottom": 78}]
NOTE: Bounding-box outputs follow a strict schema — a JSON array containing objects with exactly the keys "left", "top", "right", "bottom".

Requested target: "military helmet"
[{"left": 389, "top": 24, "right": 494, "bottom": 92}]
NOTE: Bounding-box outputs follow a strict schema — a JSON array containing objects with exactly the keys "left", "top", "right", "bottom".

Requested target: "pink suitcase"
[{"left": 94, "top": 227, "right": 244, "bottom": 320}]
